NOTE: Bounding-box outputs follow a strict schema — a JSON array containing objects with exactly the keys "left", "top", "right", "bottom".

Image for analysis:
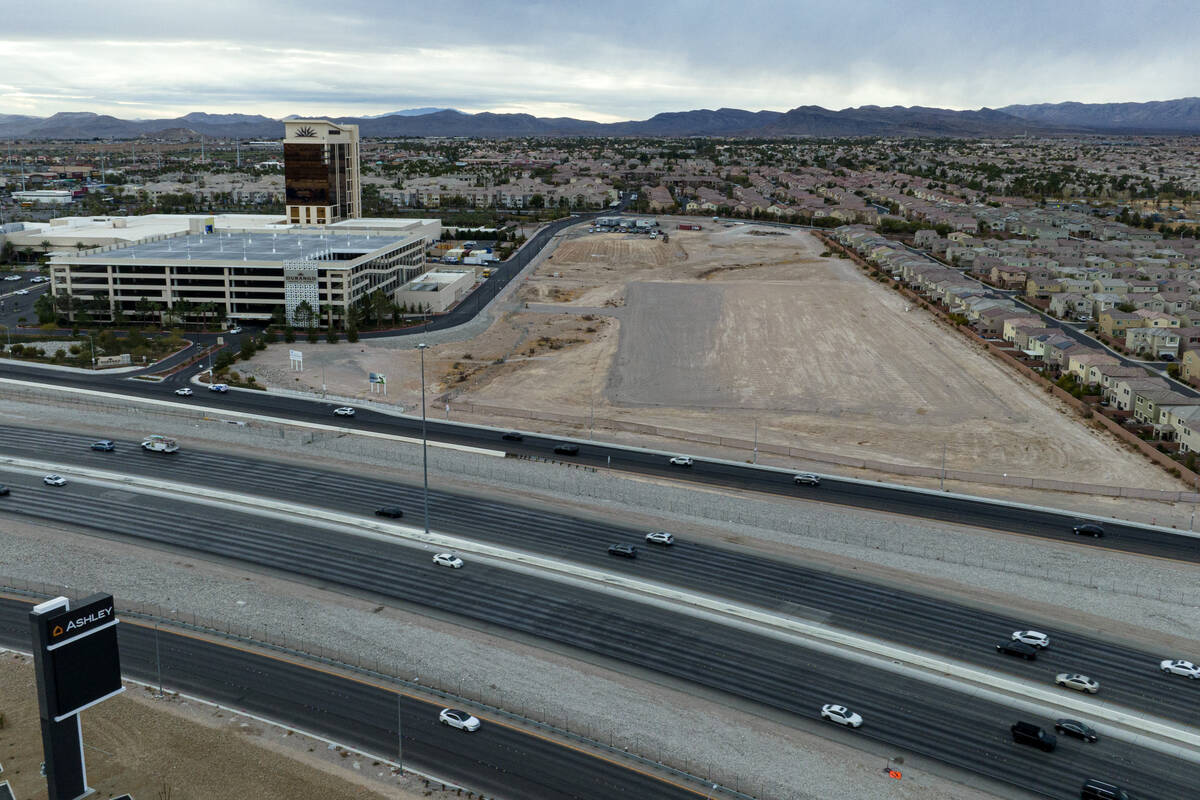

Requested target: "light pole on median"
[
  {"left": 417, "top": 342, "right": 430, "bottom": 536},
  {"left": 85, "top": 332, "right": 95, "bottom": 369}
]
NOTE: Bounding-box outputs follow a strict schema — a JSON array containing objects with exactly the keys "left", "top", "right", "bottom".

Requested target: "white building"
[{"left": 394, "top": 268, "right": 475, "bottom": 313}]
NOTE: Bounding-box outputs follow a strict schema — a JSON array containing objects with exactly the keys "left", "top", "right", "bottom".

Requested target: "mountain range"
[{"left": 2, "top": 98, "right": 1200, "bottom": 140}]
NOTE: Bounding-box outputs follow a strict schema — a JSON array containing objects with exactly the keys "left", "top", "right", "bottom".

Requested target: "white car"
[
  {"left": 333, "top": 406, "right": 356, "bottom": 416},
  {"left": 1055, "top": 673, "right": 1100, "bottom": 694},
  {"left": 668, "top": 456, "right": 694, "bottom": 467},
  {"left": 793, "top": 473, "right": 821, "bottom": 486},
  {"left": 820, "top": 704, "right": 863, "bottom": 728},
  {"left": 1012, "top": 630, "right": 1051, "bottom": 649},
  {"left": 1160, "top": 659, "right": 1200, "bottom": 679},
  {"left": 208, "top": 383, "right": 229, "bottom": 393},
  {"left": 43, "top": 474, "right": 67, "bottom": 486},
  {"left": 432, "top": 553, "right": 464, "bottom": 569},
  {"left": 2, "top": 274, "right": 19, "bottom": 281},
  {"left": 438, "top": 708, "right": 480, "bottom": 732},
  {"left": 645, "top": 531, "right": 675, "bottom": 546},
  {"left": 227, "top": 327, "right": 243, "bottom": 335},
  {"left": 13, "top": 289, "right": 29, "bottom": 295},
  {"left": 174, "top": 387, "right": 193, "bottom": 396},
  {"left": 31, "top": 276, "right": 48, "bottom": 283}
]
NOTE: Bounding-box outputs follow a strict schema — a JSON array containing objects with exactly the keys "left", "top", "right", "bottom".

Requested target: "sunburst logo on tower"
[{"left": 294, "top": 126, "right": 316, "bottom": 137}]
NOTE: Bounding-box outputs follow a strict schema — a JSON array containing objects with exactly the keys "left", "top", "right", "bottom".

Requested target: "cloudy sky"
[{"left": 3, "top": 0, "right": 1195, "bottom": 120}]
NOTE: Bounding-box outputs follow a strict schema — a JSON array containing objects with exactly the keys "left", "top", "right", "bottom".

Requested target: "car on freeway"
[
  {"left": 13, "top": 289, "right": 28, "bottom": 295},
  {"left": 668, "top": 456, "right": 694, "bottom": 467},
  {"left": 208, "top": 383, "right": 229, "bottom": 393},
  {"left": 1012, "top": 630, "right": 1050, "bottom": 648},
  {"left": 174, "top": 387, "right": 193, "bottom": 396},
  {"left": 793, "top": 473, "right": 821, "bottom": 486},
  {"left": 1054, "top": 718, "right": 1098, "bottom": 743},
  {"left": 375, "top": 506, "right": 404, "bottom": 519},
  {"left": 1056, "top": 673, "right": 1100, "bottom": 694},
  {"left": 227, "top": 327, "right": 243, "bottom": 335},
  {"left": 644, "top": 531, "right": 675, "bottom": 546},
  {"left": 0, "top": 484, "right": 10, "bottom": 496},
  {"left": 996, "top": 640, "right": 1038, "bottom": 660},
  {"left": 333, "top": 406, "right": 356, "bottom": 416},
  {"left": 820, "top": 704, "right": 863, "bottom": 728},
  {"left": 90, "top": 440, "right": 116, "bottom": 452},
  {"left": 501, "top": 431, "right": 524, "bottom": 441},
  {"left": 608, "top": 543, "right": 637, "bottom": 558},
  {"left": 43, "top": 474, "right": 67, "bottom": 486},
  {"left": 438, "top": 708, "right": 480, "bottom": 732},
  {"left": 2, "top": 274, "right": 20, "bottom": 281},
  {"left": 1160, "top": 659, "right": 1200, "bottom": 679},
  {"left": 432, "top": 553, "right": 464, "bottom": 569},
  {"left": 553, "top": 443, "right": 580, "bottom": 455},
  {"left": 1073, "top": 522, "right": 1104, "bottom": 537}
]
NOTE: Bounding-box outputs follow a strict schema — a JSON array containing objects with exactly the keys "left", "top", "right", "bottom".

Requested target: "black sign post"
[{"left": 29, "top": 593, "right": 124, "bottom": 800}]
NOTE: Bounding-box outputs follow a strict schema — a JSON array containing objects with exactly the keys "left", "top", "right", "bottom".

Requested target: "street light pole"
[
  {"left": 86, "top": 332, "right": 95, "bottom": 369},
  {"left": 417, "top": 343, "right": 430, "bottom": 536},
  {"left": 753, "top": 419, "right": 758, "bottom": 464}
]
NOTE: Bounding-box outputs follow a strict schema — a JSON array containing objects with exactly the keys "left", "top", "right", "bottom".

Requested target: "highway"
[
  {"left": 0, "top": 469, "right": 1196, "bottom": 799},
  {"left": 1, "top": 425, "right": 1197, "bottom": 728},
  {"left": 0, "top": 597, "right": 704, "bottom": 800},
  {"left": 1, "top": 362, "right": 1197, "bottom": 565}
]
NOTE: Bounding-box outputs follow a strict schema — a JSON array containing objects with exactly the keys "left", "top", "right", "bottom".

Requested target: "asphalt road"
[
  {"left": 1, "top": 426, "right": 1197, "bottom": 727},
  {"left": 0, "top": 597, "right": 703, "bottom": 800},
  {"left": 0, "top": 470, "right": 1196, "bottom": 799},
  {"left": 1, "top": 359, "right": 1196, "bottom": 564}
]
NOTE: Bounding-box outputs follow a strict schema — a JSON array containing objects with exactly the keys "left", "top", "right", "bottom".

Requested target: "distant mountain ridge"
[{"left": 2, "top": 97, "right": 1199, "bottom": 140}]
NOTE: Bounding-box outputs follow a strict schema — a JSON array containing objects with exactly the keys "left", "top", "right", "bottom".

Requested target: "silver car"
[{"left": 1055, "top": 673, "right": 1099, "bottom": 694}]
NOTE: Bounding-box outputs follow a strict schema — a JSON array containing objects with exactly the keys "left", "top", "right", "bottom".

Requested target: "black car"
[
  {"left": 90, "top": 440, "right": 116, "bottom": 452},
  {"left": 1073, "top": 523, "right": 1104, "bottom": 538},
  {"left": 501, "top": 431, "right": 524, "bottom": 442},
  {"left": 375, "top": 506, "right": 404, "bottom": 518},
  {"left": 1055, "top": 718, "right": 1098, "bottom": 743},
  {"left": 996, "top": 640, "right": 1038, "bottom": 660},
  {"left": 554, "top": 443, "right": 580, "bottom": 455},
  {"left": 608, "top": 543, "right": 637, "bottom": 558},
  {"left": 0, "top": 484, "right": 9, "bottom": 496},
  {"left": 1010, "top": 720, "right": 1056, "bottom": 752}
]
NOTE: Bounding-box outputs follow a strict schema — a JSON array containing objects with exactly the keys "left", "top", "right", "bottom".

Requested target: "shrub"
[
  {"left": 346, "top": 326, "right": 359, "bottom": 343},
  {"left": 325, "top": 328, "right": 338, "bottom": 344},
  {"left": 284, "top": 327, "right": 297, "bottom": 343}
]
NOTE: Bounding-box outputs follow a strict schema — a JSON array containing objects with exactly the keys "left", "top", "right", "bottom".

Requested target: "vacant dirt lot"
[{"left": 237, "top": 219, "right": 1182, "bottom": 493}]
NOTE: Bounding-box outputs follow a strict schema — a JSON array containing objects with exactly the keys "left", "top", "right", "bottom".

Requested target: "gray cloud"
[{"left": 4, "top": 0, "right": 1197, "bottom": 119}]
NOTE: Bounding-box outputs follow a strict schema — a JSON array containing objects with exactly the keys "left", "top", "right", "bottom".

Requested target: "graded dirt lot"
[
  {"left": 237, "top": 218, "right": 1182, "bottom": 493},
  {"left": 0, "top": 651, "right": 451, "bottom": 800}
]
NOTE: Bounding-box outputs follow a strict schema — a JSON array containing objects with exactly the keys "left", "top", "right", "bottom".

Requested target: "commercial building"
[
  {"left": 394, "top": 268, "right": 476, "bottom": 313},
  {"left": 49, "top": 219, "right": 437, "bottom": 329},
  {"left": 284, "top": 119, "right": 361, "bottom": 225}
]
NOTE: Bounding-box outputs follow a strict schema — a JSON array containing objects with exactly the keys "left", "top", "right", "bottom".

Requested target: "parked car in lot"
[
  {"left": 668, "top": 456, "right": 694, "bottom": 467},
  {"left": 208, "top": 383, "right": 229, "bottom": 393},
  {"left": 43, "top": 474, "right": 67, "bottom": 486},
  {"left": 375, "top": 506, "right": 404, "bottom": 518},
  {"left": 333, "top": 406, "right": 355, "bottom": 416},
  {"left": 644, "top": 531, "right": 675, "bottom": 546},
  {"left": 227, "top": 327, "right": 243, "bottom": 335},
  {"left": 1010, "top": 720, "right": 1056, "bottom": 751},
  {"left": 1073, "top": 523, "right": 1104, "bottom": 537},
  {"left": 1055, "top": 673, "right": 1100, "bottom": 694},
  {"left": 501, "top": 431, "right": 524, "bottom": 441},
  {"left": 553, "top": 443, "right": 580, "bottom": 455},
  {"left": 174, "top": 387, "right": 193, "bottom": 396},
  {"left": 996, "top": 640, "right": 1038, "bottom": 660},
  {"left": 1055, "top": 718, "right": 1098, "bottom": 743},
  {"left": 608, "top": 543, "right": 637, "bottom": 558},
  {"left": 432, "top": 553, "right": 464, "bottom": 569},
  {"left": 1012, "top": 630, "right": 1050, "bottom": 648},
  {"left": 90, "top": 440, "right": 116, "bottom": 452},
  {"left": 820, "top": 704, "right": 862, "bottom": 728},
  {"left": 793, "top": 473, "right": 821, "bottom": 486},
  {"left": 1159, "top": 659, "right": 1200, "bottom": 679},
  {"left": 438, "top": 708, "right": 480, "bottom": 732}
]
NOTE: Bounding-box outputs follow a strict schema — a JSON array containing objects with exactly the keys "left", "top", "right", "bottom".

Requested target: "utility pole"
[
  {"left": 418, "top": 343, "right": 430, "bottom": 536},
  {"left": 753, "top": 419, "right": 759, "bottom": 464}
]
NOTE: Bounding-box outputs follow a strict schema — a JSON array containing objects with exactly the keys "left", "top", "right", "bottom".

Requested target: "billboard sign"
[
  {"left": 42, "top": 593, "right": 117, "bottom": 649},
  {"left": 369, "top": 373, "right": 386, "bottom": 384}
]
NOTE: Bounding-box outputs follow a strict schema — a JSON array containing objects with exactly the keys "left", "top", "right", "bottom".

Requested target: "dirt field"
[
  {"left": 0, "top": 652, "right": 447, "bottom": 800},
  {"left": 237, "top": 218, "right": 1183, "bottom": 493}
]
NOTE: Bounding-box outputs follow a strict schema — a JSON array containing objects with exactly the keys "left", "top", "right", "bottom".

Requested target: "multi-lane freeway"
[
  {"left": 1, "top": 362, "right": 1196, "bottom": 564},
  {"left": 1, "top": 425, "right": 1196, "bottom": 727},
  {"left": 1, "top": 457, "right": 1197, "bottom": 799},
  {"left": 0, "top": 597, "right": 705, "bottom": 800}
]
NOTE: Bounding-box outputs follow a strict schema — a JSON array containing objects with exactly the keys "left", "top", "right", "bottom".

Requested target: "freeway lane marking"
[
  {"left": 0, "top": 377, "right": 505, "bottom": 459},
  {"left": 3, "top": 455, "right": 1199, "bottom": 763}
]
